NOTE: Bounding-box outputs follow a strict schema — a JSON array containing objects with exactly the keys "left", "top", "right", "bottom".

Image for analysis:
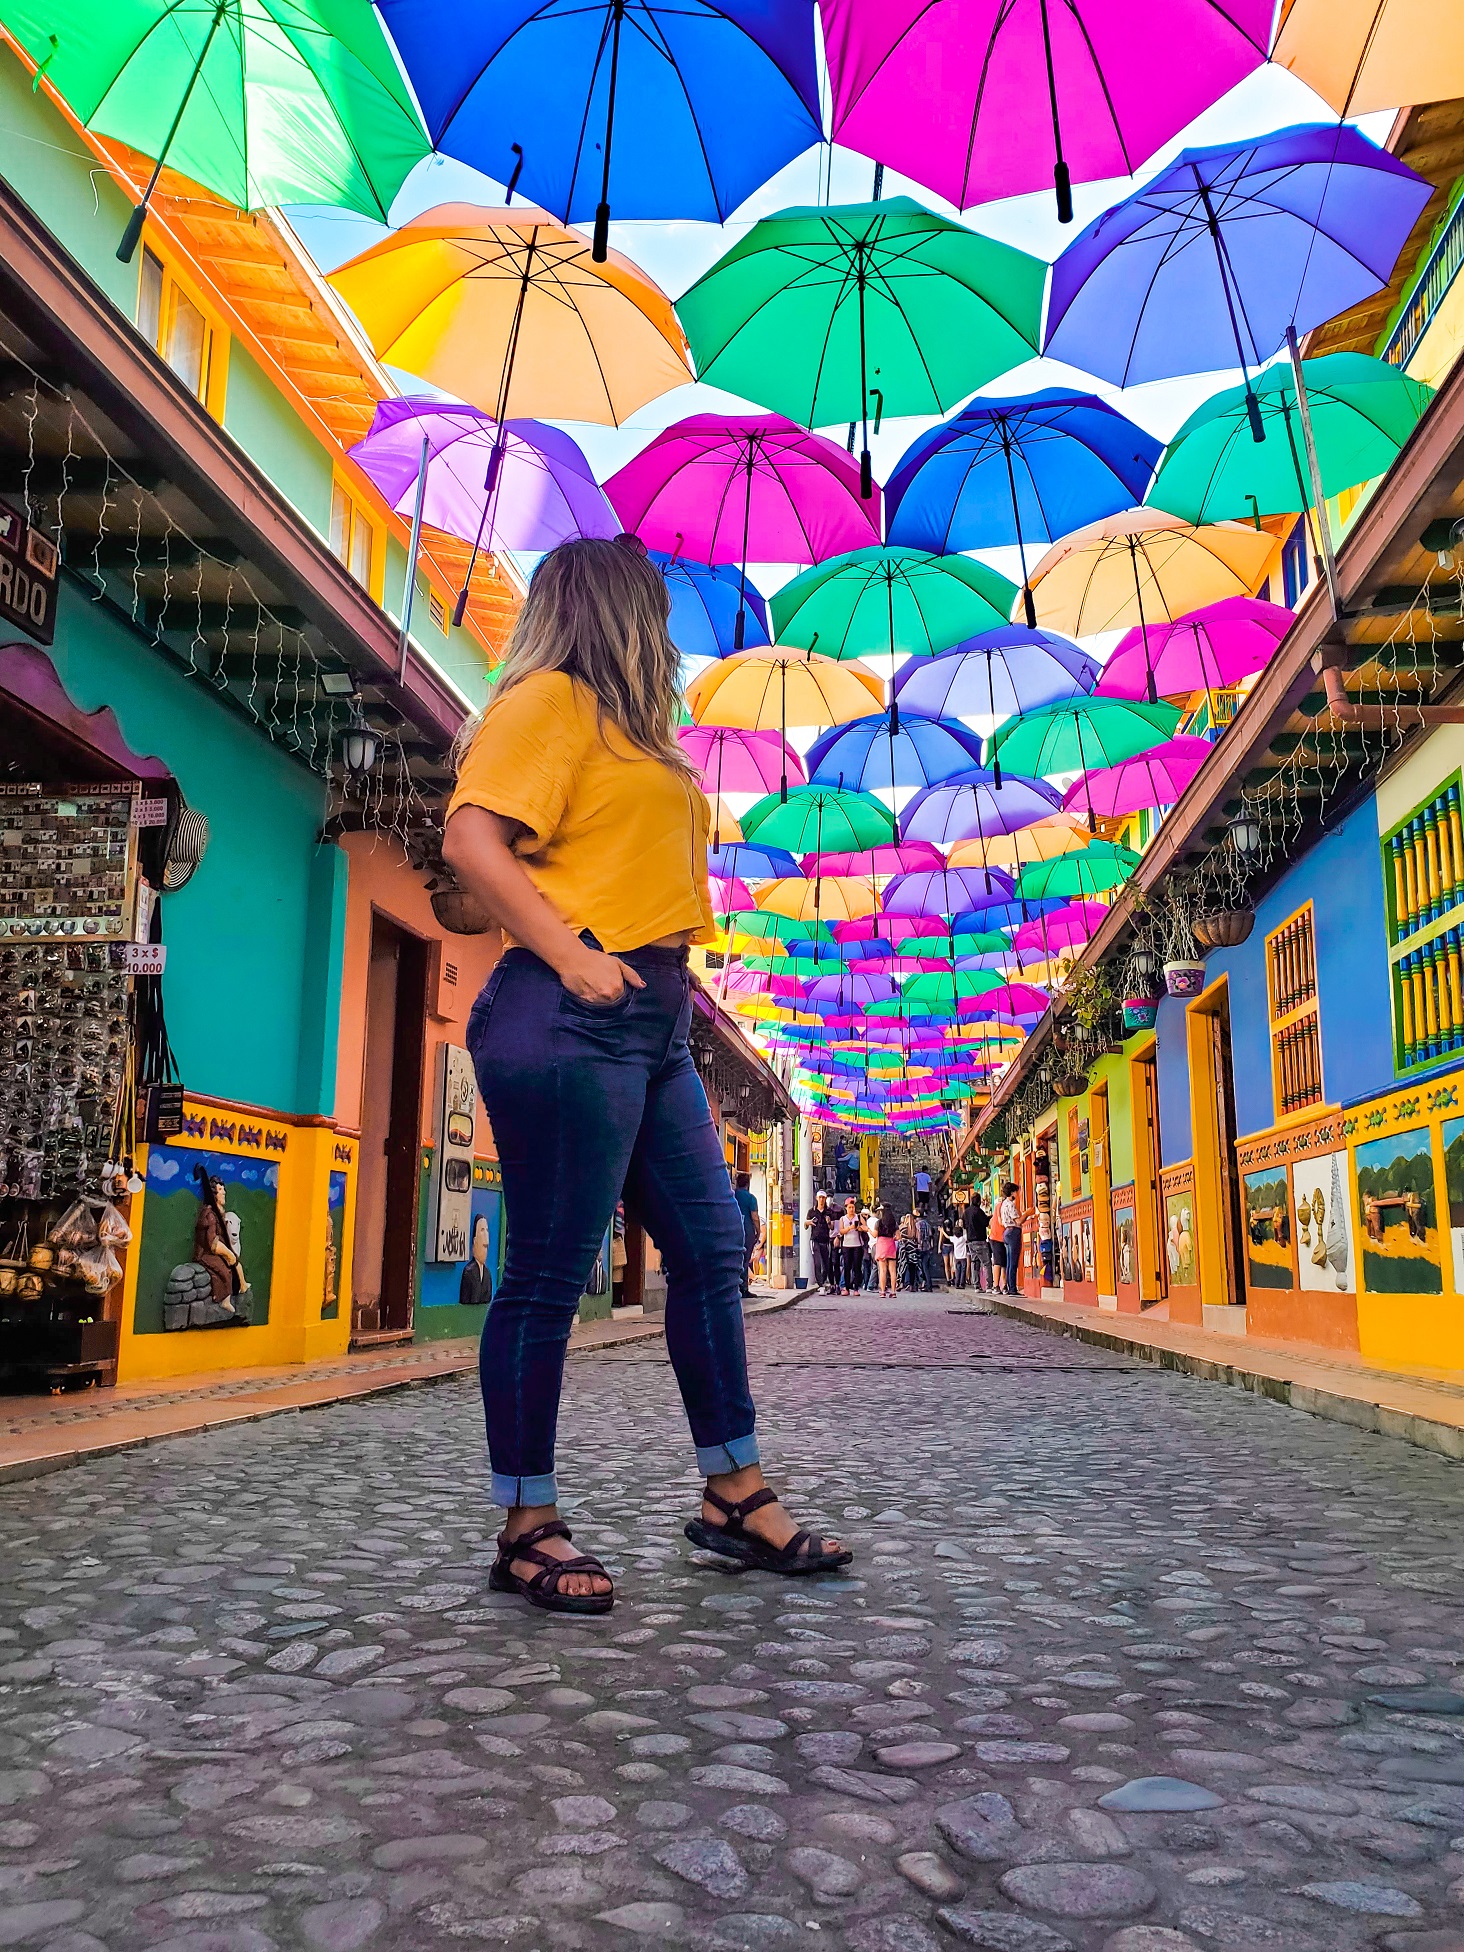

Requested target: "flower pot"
[
  {"left": 1122, "top": 996, "right": 1160, "bottom": 1032},
  {"left": 1051, "top": 1071, "right": 1088, "bottom": 1099},
  {"left": 430, "top": 885, "right": 493, "bottom": 935},
  {"left": 1192, "top": 907, "right": 1255, "bottom": 950},
  {"left": 1163, "top": 959, "right": 1207, "bottom": 999}
]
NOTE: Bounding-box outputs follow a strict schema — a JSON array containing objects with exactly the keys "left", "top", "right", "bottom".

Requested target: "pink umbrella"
[
  {"left": 1095, "top": 596, "right": 1293, "bottom": 701},
  {"left": 833, "top": 914, "right": 949, "bottom": 942},
  {"left": 605, "top": 413, "right": 882, "bottom": 649},
  {"left": 1061, "top": 735, "right": 1212, "bottom": 819},
  {"left": 821, "top": 0, "right": 1270, "bottom": 217},
  {"left": 1010, "top": 900, "right": 1109, "bottom": 957},
  {"left": 802, "top": 841, "right": 944, "bottom": 877},
  {"left": 710, "top": 875, "right": 755, "bottom": 913},
  {"left": 848, "top": 954, "right": 953, "bottom": 974},
  {"left": 680, "top": 726, "right": 806, "bottom": 797},
  {"left": 965, "top": 982, "right": 1051, "bottom": 1019}
]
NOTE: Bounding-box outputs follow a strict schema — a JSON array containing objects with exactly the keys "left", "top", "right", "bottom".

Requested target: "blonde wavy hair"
[{"left": 454, "top": 536, "right": 693, "bottom": 776}]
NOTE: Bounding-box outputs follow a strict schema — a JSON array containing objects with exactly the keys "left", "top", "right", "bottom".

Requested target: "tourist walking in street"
[
  {"left": 804, "top": 1192, "right": 833, "bottom": 1292},
  {"left": 948, "top": 1217, "right": 968, "bottom": 1288},
  {"left": 733, "top": 1170, "right": 761, "bottom": 1297},
  {"left": 443, "top": 535, "right": 850, "bottom": 1614},
  {"left": 917, "top": 1206, "right": 941, "bottom": 1290},
  {"left": 835, "top": 1197, "right": 866, "bottom": 1294},
  {"left": 967, "top": 1193, "right": 992, "bottom": 1293},
  {"left": 998, "top": 1181, "right": 1023, "bottom": 1296},
  {"left": 872, "top": 1202, "right": 898, "bottom": 1294},
  {"left": 896, "top": 1208, "right": 924, "bottom": 1290}
]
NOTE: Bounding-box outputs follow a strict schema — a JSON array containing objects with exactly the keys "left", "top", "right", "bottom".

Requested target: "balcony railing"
[{"left": 1382, "top": 194, "right": 1464, "bottom": 370}]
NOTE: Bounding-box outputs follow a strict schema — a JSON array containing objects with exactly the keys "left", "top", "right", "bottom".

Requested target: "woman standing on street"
[
  {"left": 443, "top": 536, "right": 850, "bottom": 1615},
  {"left": 998, "top": 1181, "right": 1024, "bottom": 1296},
  {"left": 835, "top": 1197, "right": 866, "bottom": 1294},
  {"left": 872, "top": 1203, "right": 898, "bottom": 1294}
]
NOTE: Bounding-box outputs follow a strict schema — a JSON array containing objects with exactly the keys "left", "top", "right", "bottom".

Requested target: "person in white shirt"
[
  {"left": 948, "top": 1222, "right": 968, "bottom": 1288},
  {"left": 998, "top": 1182, "right": 1023, "bottom": 1295}
]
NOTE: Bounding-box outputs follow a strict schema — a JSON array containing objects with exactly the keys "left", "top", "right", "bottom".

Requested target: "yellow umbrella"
[
  {"left": 755, "top": 876, "right": 878, "bottom": 923},
  {"left": 328, "top": 203, "right": 692, "bottom": 427},
  {"left": 688, "top": 647, "right": 885, "bottom": 735},
  {"left": 1271, "top": 0, "right": 1464, "bottom": 115},
  {"left": 1028, "top": 509, "right": 1277, "bottom": 638},
  {"left": 704, "top": 797, "right": 744, "bottom": 844},
  {"left": 951, "top": 813, "right": 1091, "bottom": 871}
]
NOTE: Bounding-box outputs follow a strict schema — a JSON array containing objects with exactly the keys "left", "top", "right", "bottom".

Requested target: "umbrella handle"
[
  {"left": 1054, "top": 160, "right": 1073, "bottom": 225},
  {"left": 505, "top": 143, "right": 524, "bottom": 203},
  {"left": 591, "top": 0, "right": 627, "bottom": 260},
  {"left": 117, "top": 0, "right": 229, "bottom": 263}
]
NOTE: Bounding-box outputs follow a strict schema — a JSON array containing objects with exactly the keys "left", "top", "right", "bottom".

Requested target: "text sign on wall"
[
  {"left": 0, "top": 499, "right": 60, "bottom": 646},
  {"left": 431, "top": 1042, "right": 477, "bottom": 1263}
]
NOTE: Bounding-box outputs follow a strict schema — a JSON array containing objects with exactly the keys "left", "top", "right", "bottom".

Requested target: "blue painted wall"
[{"left": 1156, "top": 793, "right": 1392, "bottom": 1161}]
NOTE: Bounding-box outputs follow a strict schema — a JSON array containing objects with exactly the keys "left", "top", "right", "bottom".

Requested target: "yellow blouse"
[{"left": 446, "top": 670, "right": 715, "bottom": 952}]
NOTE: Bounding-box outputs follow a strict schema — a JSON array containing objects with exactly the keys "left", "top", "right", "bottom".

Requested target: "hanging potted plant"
[
  {"left": 1192, "top": 906, "right": 1256, "bottom": 950},
  {"left": 1121, "top": 940, "right": 1162, "bottom": 1031}
]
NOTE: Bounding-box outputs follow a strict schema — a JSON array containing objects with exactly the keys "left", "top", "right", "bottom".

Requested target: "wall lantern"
[
  {"left": 341, "top": 700, "right": 380, "bottom": 778},
  {"left": 1229, "top": 812, "right": 1263, "bottom": 857},
  {"left": 1130, "top": 945, "right": 1159, "bottom": 982}
]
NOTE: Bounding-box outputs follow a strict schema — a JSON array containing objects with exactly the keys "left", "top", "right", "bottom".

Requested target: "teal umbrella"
[
  {"left": 1149, "top": 353, "right": 1434, "bottom": 525},
  {"left": 741, "top": 784, "right": 897, "bottom": 854},
  {"left": 1015, "top": 845, "right": 1140, "bottom": 901},
  {"left": 772, "top": 548, "right": 1017, "bottom": 663},
  {"left": 678, "top": 198, "right": 1044, "bottom": 498},
  {"left": 988, "top": 698, "right": 1180, "bottom": 779}
]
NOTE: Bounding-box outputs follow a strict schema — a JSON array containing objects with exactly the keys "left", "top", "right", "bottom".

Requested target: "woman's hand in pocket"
[{"left": 559, "top": 947, "right": 646, "bottom": 1006}]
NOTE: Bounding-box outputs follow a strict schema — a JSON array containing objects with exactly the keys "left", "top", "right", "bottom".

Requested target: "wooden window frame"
[
  {"left": 1381, "top": 768, "right": 1464, "bottom": 1075},
  {"left": 135, "top": 241, "right": 229, "bottom": 420},
  {"left": 329, "top": 474, "right": 386, "bottom": 605},
  {"left": 1265, "top": 902, "right": 1325, "bottom": 1118}
]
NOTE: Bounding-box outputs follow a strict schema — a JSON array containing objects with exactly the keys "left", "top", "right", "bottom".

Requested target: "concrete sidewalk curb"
[
  {"left": 989, "top": 1295, "right": 1464, "bottom": 1465},
  {"left": 0, "top": 1289, "right": 803, "bottom": 1489}
]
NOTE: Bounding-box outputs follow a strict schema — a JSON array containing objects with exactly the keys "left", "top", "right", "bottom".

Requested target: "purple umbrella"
[
  {"left": 883, "top": 865, "right": 1015, "bottom": 916},
  {"left": 807, "top": 972, "right": 902, "bottom": 1007},
  {"left": 1045, "top": 124, "right": 1432, "bottom": 435},
  {"left": 605, "top": 413, "right": 882, "bottom": 648},
  {"left": 1061, "top": 735, "right": 1212, "bottom": 820},
  {"left": 350, "top": 398, "right": 616, "bottom": 622},
  {"left": 902, "top": 768, "right": 1063, "bottom": 848},
  {"left": 1095, "top": 595, "right": 1294, "bottom": 700},
  {"left": 892, "top": 629, "right": 1098, "bottom": 729},
  {"left": 821, "top": 0, "right": 1269, "bottom": 219}
]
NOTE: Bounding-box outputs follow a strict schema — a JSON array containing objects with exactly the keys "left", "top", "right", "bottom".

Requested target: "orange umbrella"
[
  {"left": 755, "top": 876, "right": 879, "bottom": 923},
  {"left": 951, "top": 813, "right": 1091, "bottom": 871},
  {"left": 688, "top": 647, "right": 884, "bottom": 754},
  {"left": 1028, "top": 509, "right": 1277, "bottom": 640},
  {"left": 1271, "top": 0, "right": 1464, "bottom": 115},
  {"left": 328, "top": 203, "right": 692, "bottom": 427}
]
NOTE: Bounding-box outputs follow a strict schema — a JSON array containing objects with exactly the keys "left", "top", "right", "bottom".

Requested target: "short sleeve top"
[{"left": 446, "top": 671, "right": 714, "bottom": 953}]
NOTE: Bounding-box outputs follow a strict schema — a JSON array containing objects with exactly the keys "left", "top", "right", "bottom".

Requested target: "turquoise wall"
[
  {"left": 45, "top": 583, "right": 339, "bottom": 1117},
  {"left": 223, "top": 342, "right": 333, "bottom": 537}
]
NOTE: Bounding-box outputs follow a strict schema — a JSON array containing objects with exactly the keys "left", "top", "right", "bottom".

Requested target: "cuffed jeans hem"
[
  {"left": 491, "top": 1470, "right": 559, "bottom": 1508},
  {"left": 696, "top": 1434, "right": 761, "bottom": 1476}
]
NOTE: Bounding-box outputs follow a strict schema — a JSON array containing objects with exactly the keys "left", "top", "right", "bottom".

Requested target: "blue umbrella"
[
  {"left": 380, "top": 0, "right": 822, "bottom": 258},
  {"left": 902, "top": 768, "right": 1064, "bottom": 848},
  {"left": 952, "top": 898, "right": 1067, "bottom": 933},
  {"left": 709, "top": 842, "right": 800, "bottom": 880},
  {"left": 885, "top": 390, "right": 1161, "bottom": 624},
  {"left": 654, "top": 550, "right": 770, "bottom": 658},
  {"left": 1045, "top": 123, "right": 1431, "bottom": 437},
  {"left": 892, "top": 630, "right": 1097, "bottom": 784},
  {"left": 806, "top": 713, "right": 986, "bottom": 794}
]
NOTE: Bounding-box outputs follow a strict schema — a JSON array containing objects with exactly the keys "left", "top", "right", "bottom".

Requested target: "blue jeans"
[
  {"left": 467, "top": 943, "right": 757, "bottom": 1508},
  {"left": 1004, "top": 1225, "right": 1023, "bottom": 1293}
]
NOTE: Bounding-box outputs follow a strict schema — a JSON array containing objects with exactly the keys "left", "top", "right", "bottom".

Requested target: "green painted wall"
[
  {"left": 46, "top": 582, "right": 338, "bottom": 1117},
  {"left": 382, "top": 538, "right": 497, "bottom": 711},
  {"left": 222, "top": 341, "right": 333, "bottom": 537}
]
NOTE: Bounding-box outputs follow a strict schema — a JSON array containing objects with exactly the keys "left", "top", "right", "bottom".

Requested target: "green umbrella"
[
  {"left": 726, "top": 913, "right": 834, "bottom": 944},
  {"left": 678, "top": 198, "right": 1044, "bottom": 498},
  {"left": 988, "top": 698, "right": 1180, "bottom": 779},
  {"left": 898, "top": 931, "right": 1008, "bottom": 957},
  {"left": 1149, "top": 354, "right": 1434, "bottom": 526},
  {"left": 771, "top": 548, "right": 1016, "bottom": 663},
  {"left": 741, "top": 784, "right": 896, "bottom": 854},
  {"left": 5, "top": 0, "right": 430, "bottom": 260},
  {"left": 1015, "top": 846, "right": 1139, "bottom": 901},
  {"left": 901, "top": 970, "right": 1004, "bottom": 1005}
]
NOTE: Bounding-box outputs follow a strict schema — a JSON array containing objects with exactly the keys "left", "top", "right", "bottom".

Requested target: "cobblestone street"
[{"left": 3, "top": 1298, "right": 1464, "bottom": 1952}]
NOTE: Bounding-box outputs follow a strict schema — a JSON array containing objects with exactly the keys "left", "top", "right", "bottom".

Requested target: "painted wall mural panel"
[
  {"left": 1244, "top": 1169, "right": 1293, "bottom": 1290},
  {"left": 1164, "top": 1187, "right": 1196, "bottom": 1289},
  {"left": 1443, "top": 1116, "right": 1464, "bottom": 1293},
  {"left": 1294, "top": 1149, "right": 1355, "bottom": 1293},
  {"left": 1356, "top": 1127, "right": 1443, "bottom": 1295},
  {"left": 1113, "top": 1201, "right": 1136, "bottom": 1291},
  {"left": 135, "top": 1144, "right": 278, "bottom": 1332},
  {"left": 322, "top": 1169, "right": 347, "bottom": 1321}
]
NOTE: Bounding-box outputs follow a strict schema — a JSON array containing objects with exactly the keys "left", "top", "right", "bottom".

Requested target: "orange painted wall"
[{"left": 335, "top": 833, "right": 503, "bottom": 1156}]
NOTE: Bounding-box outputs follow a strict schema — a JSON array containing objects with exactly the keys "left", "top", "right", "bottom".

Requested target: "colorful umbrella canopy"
[
  {"left": 606, "top": 417, "right": 880, "bottom": 591},
  {"left": 885, "top": 390, "right": 1161, "bottom": 622},
  {"left": 901, "top": 768, "right": 1064, "bottom": 847},
  {"left": 378, "top": 0, "right": 821, "bottom": 247},
  {"left": 1094, "top": 596, "right": 1293, "bottom": 701},
  {"left": 772, "top": 548, "right": 1016, "bottom": 662},
  {"left": 884, "top": 865, "right": 1015, "bottom": 915},
  {"left": 1148, "top": 354, "right": 1434, "bottom": 525},
  {"left": 834, "top": 914, "right": 948, "bottom": 942},
  {"left": 349, "top": 400, "right": 615, "bottom": 561},
  {"left": 806, "top": 713, "right": 985, "bottom": 792},
  {"left": 1045, "top": 124, "right": 1432, "bottom": 402},
  {"left": 891, "top": 628, "right": 1097, "bottom": 726},
  {"left": 1016, "top": 844, "right": 1140, "bottom": 899},
  {"left": 708, "top": 841, "right": 800, "bottom": 880},
  {"left": 658, "top": 554, "right": 770, "bottom": 658},
  {"left": 1062, "top": 735, "right": 1212, "bottom": 820},
  {"left": 1027, "top": 511, "right": 1276, "bottom": 662},
  {"left": 679, "top": 726, "right": 804, "bottom": 797},
  {"left": 989, "top": 697, "right": 1181, "bottom": 777},
  {"left": 1010, "top": 900, "right": 1109, "bottom": 957},
  {"left": 1270, "top": 0, "right": 1464, "bottom": 118},
  {"left": 953, "top": 812, "right": 1091, "bottom": 869},
  {"left": 756, "top": 876, "right": 879, "bottom": 922},
  {"left": 8, "top": 0, "right": 429, "bottom": 254},
  {"left": 820, "top": 0, "right": 1269, "bottom": 216},
  {"left": 327, "top": 206, "right": 691, "bottom": 427},
  {"left": 742, "top": 784, "right": 897, "bottom": 855},
  {"left": 688, "top": 648, "right": 885, "bottom": 737},
  {"left": 678, "top": 199, "right": 1044, "bottom": 497}
]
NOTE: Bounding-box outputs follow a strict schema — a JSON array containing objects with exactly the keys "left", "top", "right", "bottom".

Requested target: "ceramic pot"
[
  {"left": 1163, "top": 959, "right": 1207, "bottom": 999},
  {"left": 1122, "top": 996, "right": 1160, "bottom": 1032}
]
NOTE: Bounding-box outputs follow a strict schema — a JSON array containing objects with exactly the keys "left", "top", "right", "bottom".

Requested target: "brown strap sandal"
[
  {"left": 685, "top": 1485, "right": 853, "bottom": 1576},
  {"left": 489, "top": 1518, "right": 614, "bottom": 1615}
]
